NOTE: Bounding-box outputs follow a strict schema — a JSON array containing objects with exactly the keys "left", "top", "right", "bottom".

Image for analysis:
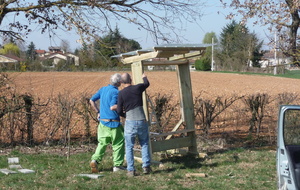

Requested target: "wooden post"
[
  {"left": 176, "top": 62, "right": 197, "bottom": 153},
  {"left": 131, "top": 61, "right": 149, "bottom": 120}
]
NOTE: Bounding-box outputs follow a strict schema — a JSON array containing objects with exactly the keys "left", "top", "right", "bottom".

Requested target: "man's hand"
[{"left": 110, "top": 104, "right": 117, "bottom": 111}]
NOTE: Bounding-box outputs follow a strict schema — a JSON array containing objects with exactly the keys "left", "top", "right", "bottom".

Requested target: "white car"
[{"left": 277, "top": 105, "right": 300, "bottom": 190}]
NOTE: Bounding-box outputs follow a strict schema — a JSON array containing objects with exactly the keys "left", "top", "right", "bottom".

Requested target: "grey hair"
[{"left": 110, "top": 73, "right": 121, "bottom": 87}]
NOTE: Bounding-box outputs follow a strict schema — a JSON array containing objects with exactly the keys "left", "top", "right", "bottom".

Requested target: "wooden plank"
[
  {"left": 169, "top": 51, "right": 204, "bottom": 61},
  {"left": 177, "top": 63, "right": 194, "bottom": 125},
  {"left": 131, "top": 62, "right": 148, "bottom": 121},
  {"left": 151, "top": 136, "right": 193, "bottom": 152},
  {"left": 142, "top": 60, "right": 188, "bottom": 66},
  {"left": 155, "top": 51, "right": 189, "bottom": 58},
  {"left": 185, "top": 173, "right": 206, "bottom": 178},
  {"left": 122, "top": 51, "right": 159, "bottom": 64},
  {"left": 154, "top": 46, "right": 206, "bottom": 52},
  {"left": 134, "top": 156, "right": 162, "bottom": 165},
  {"left": 150, "top": 128, "right": 195, "bottom": 138},
  {"left": 165, "top": 119, "right": 183, "bottom": 140},
  {"left": 176, "top": 63, "right": 197, "bottom": 153}
]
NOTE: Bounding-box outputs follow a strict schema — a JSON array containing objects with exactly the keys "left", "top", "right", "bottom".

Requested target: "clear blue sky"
[{"left": 23, "top": 1, "right": 272, "bottom": 52}]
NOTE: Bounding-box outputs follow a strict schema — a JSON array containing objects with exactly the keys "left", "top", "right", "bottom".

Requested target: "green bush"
[{"left": 195, "top": 57, "right": 211, "bottom": 71}]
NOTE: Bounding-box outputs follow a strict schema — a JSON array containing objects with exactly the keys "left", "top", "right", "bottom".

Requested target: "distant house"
[
  {"left": 260, "top": 50, "right": 292, "bottom": 68},
  {"left": 0, "top": 54, "right": 25, "bottom": 70},
  {"left": 37, "top": 47, "right": 79, "bottom": 66},
  {"left": 48, "top": 46, "right": 63, "bottom": 53},
  {"left": 36, "top": 49, "right": 47, "bottom": 57},
  {"left": 41, "top": 52, "right": 79, "bottom": 66}
]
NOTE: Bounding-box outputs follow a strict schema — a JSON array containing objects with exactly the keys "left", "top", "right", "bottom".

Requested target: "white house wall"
[
  {"left": 66, "top": 53, "right": 79, "bottom": 66},
  {"left": 0, "top": 55, "right": 18, "bottom": 63},
  {"left": 46, "top": 53, "right": 79, "bottom": 66},
  {"left": 260, "top": 58, "right": 291, "bottom": 68}
]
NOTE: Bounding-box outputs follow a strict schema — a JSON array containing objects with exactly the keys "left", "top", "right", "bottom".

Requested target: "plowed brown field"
[{"left": 9, "top": 71, "right": 300, "bottom": 100}]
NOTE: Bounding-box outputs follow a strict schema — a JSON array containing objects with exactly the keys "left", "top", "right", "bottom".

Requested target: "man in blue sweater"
[
  {"left": 89, "top": 73, "right": 125, "bottom": 173},
  {"left": 117, "top": 73, "right": 151, "bottom": 177}
]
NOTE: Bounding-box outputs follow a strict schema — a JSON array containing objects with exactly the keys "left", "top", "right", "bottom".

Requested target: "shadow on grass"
[{"left": 160, "top": 154, "right": 205, "bottom": 169}]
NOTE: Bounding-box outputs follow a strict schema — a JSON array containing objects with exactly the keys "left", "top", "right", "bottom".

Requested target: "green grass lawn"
[
  {"left": 213, "top": 69, "right": 300, "bottom": 79},
  {"left": 0, "top": 147, "right": 277, "bottom": 190}
]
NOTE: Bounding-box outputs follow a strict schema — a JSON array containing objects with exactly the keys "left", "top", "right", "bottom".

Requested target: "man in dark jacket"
[{"left": 117, "top": 72, "right": 151, "bottom": 177}]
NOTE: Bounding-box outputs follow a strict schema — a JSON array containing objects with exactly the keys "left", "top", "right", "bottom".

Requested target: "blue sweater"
[{"left": 90, "top": 84, "right": 120, "bottom": 128}]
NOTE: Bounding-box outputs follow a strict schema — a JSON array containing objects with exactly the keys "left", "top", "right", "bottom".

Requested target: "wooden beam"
[
  {"left": 134, "top": 156, "right": 162, "bottom": 165},
  {"left": 142, "top": 60, "right": 188, "bottom": 66},
  {"left": 165, "top": 119, "right": 183, "bottom": 140},
  {"left": 169, "top": 51, "right": 204, "bottom": 61},
  {"left": 122, "top": 51, "right": 159, "bottom": 64},
  {"left": 154, "top": 47, "right": 206, "bottom": 52},
  {"left": 151, "top": 136, "right": 193, "bottom": 152},
  {"left": 150, "top": 128, "right": 195, "bottom": 138},
  {"left": 155, "top": 51, "right": 189, "bottom": 58},
  {"left": 176, "top": 63, "right": 198, "bottom": 153},
  {"left": 131, "top": 62, "right": 149, "bottom": 121}
]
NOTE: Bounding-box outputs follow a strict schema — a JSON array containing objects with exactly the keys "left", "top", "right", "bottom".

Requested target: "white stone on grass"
[
  {"left": 76, "top": 174, "right": 104, "bottom": 179},
  {"left": 0, "top": 169, "right": 18, "bottom": 175},
  {"left": 8, "top": 157, "right": 19, "bottom": 164},
  {"left": 18, "top": 169, "right": 35, "bottom": 174},
  {"left": 9, "top": 165, "right": 23, "bottom": 169}
]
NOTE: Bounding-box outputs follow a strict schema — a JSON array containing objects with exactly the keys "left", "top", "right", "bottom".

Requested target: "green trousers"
[{"left": 91, "top": 122, "right": 125, "bottom": 167}]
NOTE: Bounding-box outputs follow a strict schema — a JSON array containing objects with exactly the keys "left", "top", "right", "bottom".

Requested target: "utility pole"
[
  {"left": 211, "top": 37, "right": 214, "bottom": 71},
  {"left": 274, "top": 32, "right": 278, "bottom": 75}
]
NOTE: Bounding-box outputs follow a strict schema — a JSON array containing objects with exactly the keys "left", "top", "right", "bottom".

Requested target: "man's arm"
[
  {"left": 142, "top": 73, "right": 150, "bottom": 88},
  {"left": 117, "top": 94, "right": 126, "bottom": 118},
  {"left": 90, "top": 99, "right": 100, "bottom": 119}
]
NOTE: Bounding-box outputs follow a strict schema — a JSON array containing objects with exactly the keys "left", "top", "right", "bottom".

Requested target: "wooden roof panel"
[{"left": 112, "top": 44, "right": 211, "bottom": 64}]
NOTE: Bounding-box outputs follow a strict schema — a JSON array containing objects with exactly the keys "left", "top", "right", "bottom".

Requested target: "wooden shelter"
[{"left": 113, "top": 44, "right": 210, "bottom": 154}]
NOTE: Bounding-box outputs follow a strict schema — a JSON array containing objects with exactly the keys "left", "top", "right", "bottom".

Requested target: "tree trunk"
[{"left": 285, "top": 0, "right": 300, "bottom": 63}]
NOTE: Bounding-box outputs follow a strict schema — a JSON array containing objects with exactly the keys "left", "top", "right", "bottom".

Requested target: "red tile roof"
[
  {"left": 3, "top": 54, "right": 24, "bottom": 62},
  {"left": 36, "top": 50, "right": 46, "bottom": 54}
]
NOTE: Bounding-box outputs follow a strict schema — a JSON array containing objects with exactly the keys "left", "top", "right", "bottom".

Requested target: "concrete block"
[
  {"left": 18, "top": 169, "right": 35, "bottom": 174},
  {"left": 9, "top": 165, "right": 23, "bottom": 169},
  {"left": 8, "top": 157, "right": 19, "bottom": 164},
  {"left": 0, "top": 169, "right": 18, "bottom": 175},
  {"left": 76, "top": 174, "right": 104, "bottom": 179}
]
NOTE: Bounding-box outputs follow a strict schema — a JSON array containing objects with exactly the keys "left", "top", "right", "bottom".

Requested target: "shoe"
[
  {"left": 90, "top": 160, "right": 99, "bottom": 173},
  {"left": 127, "top": 170, "right": 136, "bottom": 177},
  {"left": 113, "top": 166, "right": 126, "bottom": 172},
  {"left": 143, "top": 166, "right": 152, "bottom": 174}
]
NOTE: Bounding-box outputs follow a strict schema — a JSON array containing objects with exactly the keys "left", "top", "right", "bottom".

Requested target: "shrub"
[{"left": 195, "top": 57, "right": 211, "bottom": 71}]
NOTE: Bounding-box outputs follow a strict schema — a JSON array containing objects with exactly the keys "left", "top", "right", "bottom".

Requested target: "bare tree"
[
  {"left": 242, "top": 93, "right": 271, "bottom": 137},
  {"left": 220, "top": 0, "right": 300, "bottom": 63},
  {"left": 194, "top": 95, "right": 242, "bottom": 136},
  {"left": 0, "top": 0, "right": 204, "bottom": 45},
  {"left": 60, "top": 39, "right": 71, "bottom": 53}
]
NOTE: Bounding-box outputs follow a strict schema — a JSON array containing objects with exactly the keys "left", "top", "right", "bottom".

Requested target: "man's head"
[
  {"left": 121, "top": 73, "right": 132, "bottom": 84},
  {"left": 110, "top": 73, "right": 122, "bottom": 87}
]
